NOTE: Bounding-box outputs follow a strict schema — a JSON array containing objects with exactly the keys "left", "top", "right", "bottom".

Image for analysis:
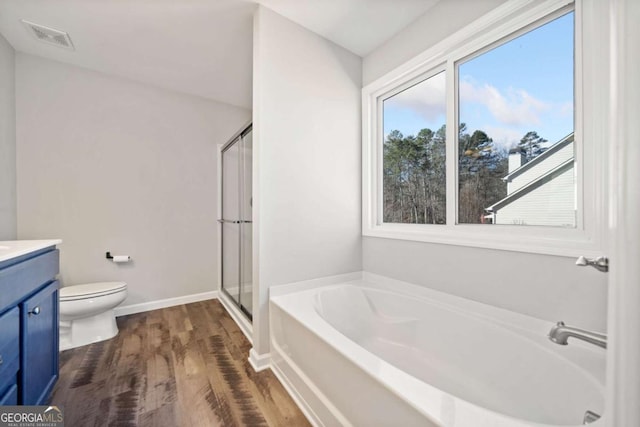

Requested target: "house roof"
[
  {"left": 503, "top": 133, "right": 574, "bottom": 182},
  {"left": 486, "top": 159, "right": 574, "bottom": 212}
]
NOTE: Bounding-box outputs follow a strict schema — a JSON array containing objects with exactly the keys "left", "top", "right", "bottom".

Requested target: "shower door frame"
[{"left": 217, "top": 121, "right": 253, "bottom": 341}]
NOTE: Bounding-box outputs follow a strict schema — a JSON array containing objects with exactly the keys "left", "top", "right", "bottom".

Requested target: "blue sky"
[{"left": 383, "top": 11, "right": 574, "bottom": 149}]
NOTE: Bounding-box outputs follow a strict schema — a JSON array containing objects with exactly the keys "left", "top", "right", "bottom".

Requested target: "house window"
[
  {"left": 363, "top": 0, "right": 606, "bottom": 256},
  {"left": 457, "top": 12, "right": 575, "bottom": 227}
]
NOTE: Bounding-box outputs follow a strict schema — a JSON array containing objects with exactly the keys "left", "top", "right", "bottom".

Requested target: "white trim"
[
  {"left": 576, "top": 0, "right": 608, "bottom": 258},
  {"left": 362, "top": 0, "right": 606, "bottom": 258},
  {"left": 248, "top": 348, "right": 270, "bottom": 372},
  {"left": 446, "top": 56, "right": 456, "bottom": 226},
  {"left": 605, "top": 0, "right": 640, "bottom": 425},
  {"left": 361, "top": 224, "right": 601, "bottom": 258},
  {"left": 252, "top": 8, "right": 266, "bottom": 355},
  {"left": 218, "top": 289, "right": 253, "bottom": 344},
  {"left": 114, "top": 291, "right": 218, "bottom": 317}
]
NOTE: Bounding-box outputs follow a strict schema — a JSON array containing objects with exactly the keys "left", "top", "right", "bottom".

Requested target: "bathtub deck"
[{"left": 50, "top": 299, "right": 310, "bottom": 427}]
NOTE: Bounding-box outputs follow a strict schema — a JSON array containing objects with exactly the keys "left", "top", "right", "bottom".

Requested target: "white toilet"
[{"left": 59, "top": 282, "right": 127, "bottom": 351}]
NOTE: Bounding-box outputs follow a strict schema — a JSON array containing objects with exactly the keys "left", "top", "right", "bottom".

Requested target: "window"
[
  {"left": 364, "top": 0, "right": 607, "bottom": 256},
  {"left": 383, "top": 72, "right": 446, "bottom": 224},
  {"left": 457, "top": 12, "right": 575, "bottom": 227}
]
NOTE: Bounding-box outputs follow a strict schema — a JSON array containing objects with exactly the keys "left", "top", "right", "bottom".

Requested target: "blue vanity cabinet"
[
  {"left": 0, "top": 307, "right": 20, "bottom": 405},
  {"left": 0, "top": 246, "right": 60, "bottom": 405}
]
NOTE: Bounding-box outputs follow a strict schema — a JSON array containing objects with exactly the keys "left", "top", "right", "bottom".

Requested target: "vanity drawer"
[
  {"left": 0, "top": 307, "right": 20, "bottom": 394},
  {"left": 0, "top": 250, "right": 59, "bottom": 313}
]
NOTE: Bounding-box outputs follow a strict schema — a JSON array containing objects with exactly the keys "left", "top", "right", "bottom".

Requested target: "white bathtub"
[{"left": 269, "top": 273, "right": 606, "bottom": 427}]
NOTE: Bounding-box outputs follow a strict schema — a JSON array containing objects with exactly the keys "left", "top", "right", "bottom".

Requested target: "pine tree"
[{"left": 518, "top": 131, "right": 548, "bottom": 161}]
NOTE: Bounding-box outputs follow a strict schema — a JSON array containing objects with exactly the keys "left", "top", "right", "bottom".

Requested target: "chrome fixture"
[
  {"left": 548, "top": 321, "right": 607, "bottom": 349},
  {"left": 583, "top": 410, "right": 601, "bottom": 424},
  {"left": 576, "top": 255, "right": 609, "bottom": 272}
]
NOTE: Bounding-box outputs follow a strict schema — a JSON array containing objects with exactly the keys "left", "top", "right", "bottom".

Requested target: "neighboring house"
[{"left": 485, "top": 133, "right": 575, "bottom": 227}]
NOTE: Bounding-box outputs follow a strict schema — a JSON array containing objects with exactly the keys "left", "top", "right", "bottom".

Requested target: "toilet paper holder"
[{"left": 105, "top": 252, "right": 131, "bottom": 262}]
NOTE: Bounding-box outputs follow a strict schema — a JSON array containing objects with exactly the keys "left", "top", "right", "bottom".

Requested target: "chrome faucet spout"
[{"left": 548, "top": 321, "right": 607, "bottom": 349}]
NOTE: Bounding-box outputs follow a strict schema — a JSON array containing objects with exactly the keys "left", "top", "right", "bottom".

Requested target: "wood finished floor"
[{"left": 51, "top": 300, "right": 310, "bottom": 427}]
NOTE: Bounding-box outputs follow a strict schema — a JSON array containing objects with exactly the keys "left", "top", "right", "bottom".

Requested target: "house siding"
[
  {"left": 508, "top": 143, "right": 574, "bottom": 193},
  {"left": 495, "top": 165, "right": 575, "bottom": 226}
]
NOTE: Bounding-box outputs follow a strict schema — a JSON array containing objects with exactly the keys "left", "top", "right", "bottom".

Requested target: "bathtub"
[{"left": 269, "top": 273, "right": 605, "bottom": 427}]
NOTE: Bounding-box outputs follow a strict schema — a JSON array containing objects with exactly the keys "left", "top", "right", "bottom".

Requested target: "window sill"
[{"left": 363, "top": 223, "right": 604, "bottom": 258}]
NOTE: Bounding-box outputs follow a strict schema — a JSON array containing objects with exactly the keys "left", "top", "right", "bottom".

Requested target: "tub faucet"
[{"left": 548, "top": 321, "right": 607, "bottom": 349}]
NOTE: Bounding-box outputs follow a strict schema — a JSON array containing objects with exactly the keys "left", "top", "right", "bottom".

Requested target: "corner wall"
[
  {"left": 16, "top": 54, "right": 250, "bottom": 307},
  {"left": 362, "top": 1, "right": 607, "bottom": 331},
  {"left": 363, "top": 0, "right": 508, "bottom": 86},
  {"left": 0, "top": 34, "right": 16, "bottom": 239},
  {"left": 252, "top": 6, "right": 362, "bottom": 354}
]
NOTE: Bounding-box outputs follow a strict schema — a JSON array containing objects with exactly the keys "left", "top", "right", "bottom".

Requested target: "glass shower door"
[{"left": 220, "top": 125, "right": 252, "bottom": 319}]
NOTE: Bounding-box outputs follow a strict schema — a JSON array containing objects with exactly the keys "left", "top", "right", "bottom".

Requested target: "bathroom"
[{"left": 0, "top": 0, "right": 637, "bottom": 426}]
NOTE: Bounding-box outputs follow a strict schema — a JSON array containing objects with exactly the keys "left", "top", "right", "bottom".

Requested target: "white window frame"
[{"left": 362, "top": 0, "right": 608, "bottom": 258}]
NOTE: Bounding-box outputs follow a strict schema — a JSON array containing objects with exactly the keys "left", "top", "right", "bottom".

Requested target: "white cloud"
[
  {"left": 481, "top": 126, "right": 523, "bottom": 149},
  {"left": 385, "top": 72, "right": 446, "bottom": 121},
  {"left": 459, "top": 79, "right": 551, "bottom": 127}
]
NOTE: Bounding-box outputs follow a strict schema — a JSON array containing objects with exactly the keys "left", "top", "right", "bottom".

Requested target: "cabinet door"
[
  {"left": 0, "top": 384, "right": 17, "bottom": 405},
  {"left": 0, "top": 307, "right": 19, "bottom": 397},
  {"left": 20, "top": 281, "right": 59, "bottom": 405}
]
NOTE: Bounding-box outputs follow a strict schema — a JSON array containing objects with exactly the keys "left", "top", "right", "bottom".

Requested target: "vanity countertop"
[{"left": 0, "top": 240, "right": 62, "bottom": 263}]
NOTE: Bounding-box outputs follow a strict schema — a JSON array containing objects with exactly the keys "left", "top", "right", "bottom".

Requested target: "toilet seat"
[{"left": 60, "top": 282, "right": 127, "bottom": 301}]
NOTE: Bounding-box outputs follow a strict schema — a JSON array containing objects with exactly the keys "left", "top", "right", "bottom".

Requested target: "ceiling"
[
  {"left": 0, "top": 0, "right": 439, "bottom": 109},
  {"left": 257, "top": 0, "right": 439, "bottom": 57}
]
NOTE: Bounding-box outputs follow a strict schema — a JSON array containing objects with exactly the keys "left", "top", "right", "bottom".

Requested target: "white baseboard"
[
  {"left": 248, "top": 348, "right": 271, "bottom": 372},
  {"left": 114, "top": 290, "right": 218, "bottom": 317}
]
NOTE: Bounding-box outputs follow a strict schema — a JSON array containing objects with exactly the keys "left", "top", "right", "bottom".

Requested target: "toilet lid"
[{"left": 60, "top": 282, "right": 127, "bottom": 301}]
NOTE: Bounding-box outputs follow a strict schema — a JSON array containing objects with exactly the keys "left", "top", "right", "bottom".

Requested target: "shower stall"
[{"left": 219, "top": 123, "right": 253, "bottom": 321}]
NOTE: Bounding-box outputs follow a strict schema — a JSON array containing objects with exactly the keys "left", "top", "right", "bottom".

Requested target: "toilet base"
[{"left": 59, "top": 309, "right": 119, "bottom": 351}]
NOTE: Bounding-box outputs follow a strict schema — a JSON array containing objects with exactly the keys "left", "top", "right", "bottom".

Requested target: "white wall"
[
  {"left": 363, "top": 238, "right": 607, "bottom": 330},
  {"left": 362, "top": 1, "right": 607, "bottom": 331},
  {"left": 0, "top": 34, "right": 16, "bottom": 239},
  {"left": 363, "top": 0, "right": 508, "bottom": 85},
  {"left": 16, "top": 54, "right": 250, "bottom": 306},
  {"left": 252, "top": 6, "right": 362, "bottom": 354}
]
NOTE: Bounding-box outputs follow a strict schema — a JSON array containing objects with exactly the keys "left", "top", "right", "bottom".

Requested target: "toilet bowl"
[{"left": 59, "top": 282, "right": 127, "bottom": 351}]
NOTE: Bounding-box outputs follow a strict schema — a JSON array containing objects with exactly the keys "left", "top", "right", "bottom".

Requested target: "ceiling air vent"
[{"left": 21, "top": 20, "right": 74, "bottom": 50}]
